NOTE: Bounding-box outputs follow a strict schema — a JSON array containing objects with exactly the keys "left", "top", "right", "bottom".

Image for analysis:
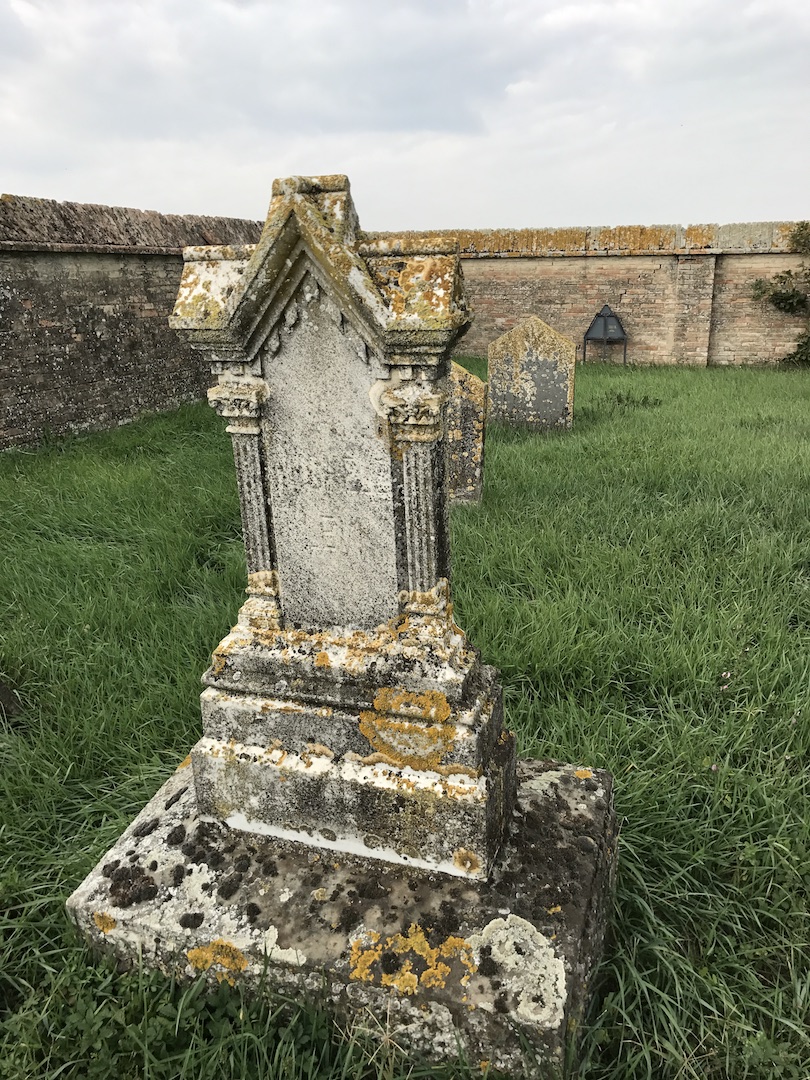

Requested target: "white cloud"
[{"left": 0, "top": 0, "right": 807, "bottom": 227}]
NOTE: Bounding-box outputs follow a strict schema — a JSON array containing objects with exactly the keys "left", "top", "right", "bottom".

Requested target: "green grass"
[{"left": 2, "top": 365, "right": 810, "bottom": 1079}]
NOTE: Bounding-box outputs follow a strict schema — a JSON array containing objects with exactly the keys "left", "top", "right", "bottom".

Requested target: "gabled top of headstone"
[
  {"left": 171, "top": 175, "right": 470, "bottom": 361},
  {"left": 488, "top": 314, "right": 573, "bottom": 365}
]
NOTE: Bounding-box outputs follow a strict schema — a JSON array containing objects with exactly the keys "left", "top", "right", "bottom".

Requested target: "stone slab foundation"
[{"left": 68, "top": 757, "right": 616, "bottom": 1078}]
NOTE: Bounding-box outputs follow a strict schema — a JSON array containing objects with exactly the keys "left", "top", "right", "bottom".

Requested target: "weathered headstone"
[
  {"left": 68, "top": 176, "right": 615, "bottom": 1077},
  {"left": 488, "top": 315, "right": 576, "bottom": 429},
  {"left": 447, "top": 361, "right": 486, "bottom": 503}
]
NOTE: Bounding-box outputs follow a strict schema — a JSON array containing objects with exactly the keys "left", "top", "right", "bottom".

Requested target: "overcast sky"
[{"left": 1, "top": 0, "right": 808, "bottom": 230}]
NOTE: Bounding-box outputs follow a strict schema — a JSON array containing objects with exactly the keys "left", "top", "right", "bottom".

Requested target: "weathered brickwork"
[
  {"left": 2, "top": 201, "right": 806, "bottom": 451},
  {"left": 459, "top": 255, "right": 678, "bottom": 364},
  {"left": 395, "top": 222, "right": 805, "bottom": 366},
  {"left": 0, "top": 195, "right": 261, "bottom": 449},
  {"left": 709, "top": 255, "right": 806, "bottom": 366},
  {"left": 1, "top": 250, "right": 199, "bottom": 447}
]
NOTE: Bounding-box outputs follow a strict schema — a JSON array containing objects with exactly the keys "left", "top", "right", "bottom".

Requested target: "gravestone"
[
  {"left": 68, "top": 176, "right": 616, "bottom": 1077},
  {"left": 488, "top": 315, "right": 576, "bottom": 429},
  {"left": 447, "top": 361, "right": 486, "bottom": 503}
]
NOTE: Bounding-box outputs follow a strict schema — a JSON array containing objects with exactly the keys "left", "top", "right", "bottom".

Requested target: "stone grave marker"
[
  {"left": 447, "top": 361, "right": 486, "bottom": 503},
  {"left": 68, "top": 176, "right": 615, "bottom": 1077},
  {"left": 488, "top": 315, "right": 576, "bottom": 429}
]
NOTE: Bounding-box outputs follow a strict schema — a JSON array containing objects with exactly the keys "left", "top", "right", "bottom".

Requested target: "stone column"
[
  {"left": 379, "top": 373, "right": 450, "bottom": 599},
  {"left": 207, "top": 378, "right": 272, "bottom": 575}
]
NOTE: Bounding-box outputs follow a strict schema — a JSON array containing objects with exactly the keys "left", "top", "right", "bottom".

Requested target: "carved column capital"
[
  {"left": 207, "top": 378, "right": 267, "bottom": 435},
  {"left": 379, "top": 378, "right": 445, "bottom": 444}
]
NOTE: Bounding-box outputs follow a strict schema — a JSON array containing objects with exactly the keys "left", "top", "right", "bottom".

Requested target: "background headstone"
[
  {"left": 446, "top": 361, "right": 486, "bottom": 503},
  {"left": 488, "top": 315, "right": 576, "bottom": 429}
]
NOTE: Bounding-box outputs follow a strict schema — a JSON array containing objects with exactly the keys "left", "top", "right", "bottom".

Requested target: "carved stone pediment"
[{"left": 171, "top": 175, "right": 470, "bottom": 367}]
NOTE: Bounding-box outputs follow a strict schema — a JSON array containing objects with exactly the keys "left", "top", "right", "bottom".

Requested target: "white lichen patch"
[
  {"left": 262, "top": 924, "right": 307, "bottom": 967},
  {"left": 468, "top": 915, "right": 566, "bottom": 1029}
]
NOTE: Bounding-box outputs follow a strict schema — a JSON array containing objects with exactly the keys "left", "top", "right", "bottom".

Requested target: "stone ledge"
[{"left": 67, "top": 757, "right": 616, "bottom": 1078}]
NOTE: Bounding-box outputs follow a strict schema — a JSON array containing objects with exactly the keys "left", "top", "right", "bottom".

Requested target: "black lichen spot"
[
  {"left": 171, "top": 865, "right": 185, "bottom": 888},
  {"left": 245, "top": 902, "right": 261, "bottom": 924},
  {"left": 207, "top": 850, "right": 225, "bottom": 870},
  {"left": 102, "top": 860, "right": 120, "bottom": 878},
  {"left": 514, "top": 943, "right": 525, "bottom": 956},
  {"left": 164, "top": 787, "right": 188, "bottom": 810},
  {"left": 337, "top": 906, "right": 361, "bottom": 934},
  {"left": 132, "top": 817, "right": 158, "bottom": 839},
  {"left": 329, "top": 886, "right": 343, "bottom": 902},
  {"left": 436, "top": 900, "right": 460, "bottom": 935},
  {"left": 259, "top": 858, "right": 278, "bottom": 878},
  {"left": 357, "top": 879, "right": 388, "bottom": 901},
  {"left": 109, "top": 865, "right": 158, "bottom": 908},
  {"left": 180, "top": 840, "right": 196, "bottom": 858},
  {"left": 479, "top": 956, "right": 500, "bottom": 977},
  {"left": 217, "top": 874, "right": 242, "bottom": 900},
  {"left": 166, "top": 825, "right": 186, "bottom": 847},
  {"left": 234, "top": 855, "right": 251, "bottom": 874},
  {"left": 494, "top": 992, "right": 510, "bottom": 1014},
  {"left": 380, "top": 952, "right": 400, "bottom": 975},
  {"left": 148, "top": 861, "right": 158, "bottom": 872},
  {"left": 179, "top": 912, "right": 204, "bottom": 929}
]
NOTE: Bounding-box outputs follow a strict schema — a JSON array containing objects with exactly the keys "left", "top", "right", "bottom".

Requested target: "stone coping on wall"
[
  {"left": 369, "top": 221, "right": 801, "bottom": 258},
  {"left": 0, "top": 193, "right": 262, "bottom": 252}
]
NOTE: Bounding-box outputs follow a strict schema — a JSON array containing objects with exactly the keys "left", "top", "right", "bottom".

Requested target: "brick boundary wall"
[
  {"left": 0, "top": 194, "right": 262, "bottom": 450},
  {"left": 367, "top": 222, "right": 806, "bottom": 365},
  {"left": 1, "top": 197, "right": 806, "bottom": 450}
]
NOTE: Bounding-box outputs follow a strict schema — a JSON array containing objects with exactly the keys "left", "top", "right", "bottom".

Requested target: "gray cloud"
[{"left": 1, "top": 0, "right": 807, "bottom": 226}]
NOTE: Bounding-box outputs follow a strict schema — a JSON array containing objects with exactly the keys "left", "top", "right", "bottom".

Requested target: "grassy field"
[{"left": 1, "top": 363, "right": 809, "bottom": 1079}]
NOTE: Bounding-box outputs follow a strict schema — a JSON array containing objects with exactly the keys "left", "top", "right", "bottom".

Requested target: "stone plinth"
[
  {"left": 447, "top": 362, "right": 486, "bottom": 503},
  {"left": 488, "top": 316, "right": 576, "bottom": 430},
  {"left": 68, "top": 758, "right": 616, "bottom": 1078}
]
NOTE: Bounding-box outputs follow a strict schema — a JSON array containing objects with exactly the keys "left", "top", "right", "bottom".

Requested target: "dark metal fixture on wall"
[{"left": 583, "top": 304, "right": 627, "bottom": 364}]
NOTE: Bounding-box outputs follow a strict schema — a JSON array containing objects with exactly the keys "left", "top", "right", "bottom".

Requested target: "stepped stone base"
[{"left": 67, "top": 757, "right": 616, "bottom": 1078}]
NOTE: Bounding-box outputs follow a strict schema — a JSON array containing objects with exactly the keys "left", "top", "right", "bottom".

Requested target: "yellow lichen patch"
[
  {"left": 453, "top": 848, "right": 481, "bottom": 875},
  {"left": 371, "top": 687, "right": 452, "bottom": 723},
  {"left": 349, "top": 931, "right": 382, "bottom": 982},
  {"left": 305, "top": 742, "right": 334, "bottom": 760},
  {"left": 187, "top": 939, "right": 248, "bottom": 986},
  {"left": 176, "top": 754, "right": 192, "bottom": 771},
  {"left": 381, "top": 958, "right": 419, "bottom": 994},
  {"left": 93, "top": 912, "right": 116, "bottom": 934},
  {"left": 314, "top": 650, "right": 331, "bottom": 668},
  {"left": 349, "top": 923, "right": 476, "bottom": 995},
  {"left": 684, "top": 223, "right": 717, "bottom": 250},
  {"left": 358, "top": 710, "right": 456, "bottom": 771},
  {"left": 574, "top": 768, "right": 593, "bottom": 780},
  {"left": 547, "top": 905, "right": 562, "bottom": 915}
]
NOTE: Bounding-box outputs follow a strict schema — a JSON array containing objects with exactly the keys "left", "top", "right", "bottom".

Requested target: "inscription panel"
[{"left": 262, "top": 293, "right": 399, "bottom": 628}]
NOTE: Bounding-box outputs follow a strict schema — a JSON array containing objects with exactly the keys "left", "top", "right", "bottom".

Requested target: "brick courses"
[
  {"left": 1, "top": 200, "right": 805, "bottom": 450},
  {"left": 0, "top": 195, "right": 261, "bottom": 450}
]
